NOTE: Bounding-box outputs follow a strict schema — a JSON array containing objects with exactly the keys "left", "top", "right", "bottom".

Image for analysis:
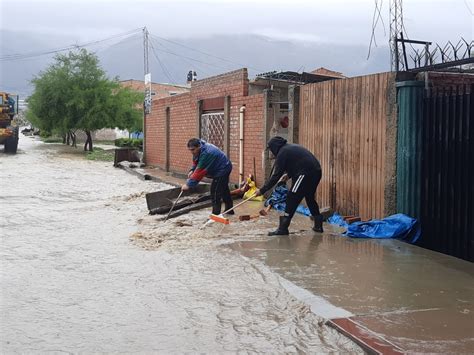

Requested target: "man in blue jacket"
[
  {"left": 182, "top": 138, "right": 233, "bottom": 215},
  {"left": 256, "top": 136, "right": 323, "bottom": 236}
]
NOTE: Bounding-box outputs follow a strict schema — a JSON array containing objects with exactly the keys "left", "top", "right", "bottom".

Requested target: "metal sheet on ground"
[{"left": 146, "top": 184, "right": 210, "bottom": 214}]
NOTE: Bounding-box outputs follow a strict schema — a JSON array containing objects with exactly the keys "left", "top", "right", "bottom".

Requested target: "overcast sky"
[
  {"left": 0, "top": 0, "right": 472, "bottom": 95},
  {"left": 1, "top": 0, "right": 472, "bottom": 46}
]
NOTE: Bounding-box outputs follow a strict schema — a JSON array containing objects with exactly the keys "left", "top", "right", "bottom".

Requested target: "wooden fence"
[{"left": 299, "top": 72, "right": 397, "bottom": 219}]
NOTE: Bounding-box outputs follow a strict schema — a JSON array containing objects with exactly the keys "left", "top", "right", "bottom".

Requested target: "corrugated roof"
[{"left": 255, "top": 70, "right": 341, "bottom": 84}]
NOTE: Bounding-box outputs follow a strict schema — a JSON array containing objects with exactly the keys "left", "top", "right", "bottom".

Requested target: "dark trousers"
[
  {"left": 211, "top": 172, "right": 233, "bottom": 215},
  {"left": 285, "top": 169, "right": 322, "bottom": 219}
]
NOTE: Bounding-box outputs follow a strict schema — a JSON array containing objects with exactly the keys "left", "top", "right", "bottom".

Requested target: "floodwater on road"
[{"left": 0, "top": 137, "right": 361, "bottom": 353}]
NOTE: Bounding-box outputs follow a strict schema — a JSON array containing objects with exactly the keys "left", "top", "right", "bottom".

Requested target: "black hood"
[{"left": 267, "top": 136, "right": 287, "bottom": 156}]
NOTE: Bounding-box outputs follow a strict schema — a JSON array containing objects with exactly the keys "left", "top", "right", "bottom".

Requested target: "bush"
[
  {"left": 114, "top": 138, "right": 126, "bottom": 147},
  {"left": 39, "top": 130, "right": 51, "bottom": 138},
  {"left": 114, "top": 138, "right": 143, "bottom": 149}
]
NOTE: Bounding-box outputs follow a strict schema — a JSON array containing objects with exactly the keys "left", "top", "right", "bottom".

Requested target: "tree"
[{"left": 27, "top": 49, "right": 143, "bottom": 151}]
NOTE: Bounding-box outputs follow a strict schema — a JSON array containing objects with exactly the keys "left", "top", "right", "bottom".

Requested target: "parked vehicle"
[{"left": 0, "top": 92, "right": 19, "bottom": 153}]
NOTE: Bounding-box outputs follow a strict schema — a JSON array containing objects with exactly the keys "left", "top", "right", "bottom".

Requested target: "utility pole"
[
  {"left": 389, "top": 0, "right": 404, "bottom": 71},
  {"left": 143, "top": 27, "right": 149, "bottom": 77},
  {"left": 143, "top": 26, "right": 150, "bottom": 163}
]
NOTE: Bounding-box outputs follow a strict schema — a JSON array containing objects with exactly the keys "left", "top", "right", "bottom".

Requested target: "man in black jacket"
[{"left": 256, "top": 136, "right": 323, "bottom": 236}]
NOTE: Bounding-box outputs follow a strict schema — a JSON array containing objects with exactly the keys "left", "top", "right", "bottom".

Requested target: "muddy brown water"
[
  {"left": 230, "top": 223, "right": 474, "bottom": 353},
  {"left": 0, "top": 137, "right": 362, "bottom": 353}
]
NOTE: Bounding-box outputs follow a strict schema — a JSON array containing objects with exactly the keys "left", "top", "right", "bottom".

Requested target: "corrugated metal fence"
[
  {"left": 420, "top": 85, "right": 473, "bottom": 261},
  {"left": 396, "top": 81, "right": 424, "bottom": 219},
  {"left": 299, "top": 73, "right": 396, "bottom": 219}
]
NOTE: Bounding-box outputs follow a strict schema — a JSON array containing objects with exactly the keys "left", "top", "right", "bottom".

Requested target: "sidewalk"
[
  {"left": 123, "top": 165, "right": 474, "bottom": 353},
  {"left": 116, "top": 163, "right": 188, "bottom": 187},
  {"left": 231, "top": 215, "right": 474, "bottom": 354}
]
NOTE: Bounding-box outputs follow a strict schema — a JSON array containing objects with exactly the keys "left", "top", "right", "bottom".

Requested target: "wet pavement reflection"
[{"left": 231, "top": 229, "right": 474, "bottom": 353}]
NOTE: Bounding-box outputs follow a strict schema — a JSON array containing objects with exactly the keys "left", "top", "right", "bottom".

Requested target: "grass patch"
[
  {"left": 85, "top": 147, "right": 115, "bottom": 162},
  {"left": 94, "top": 140, "right": 116, "bottom": 146},
  {"left": 42, "top": 136, "right": 63, "bottom": 143}
]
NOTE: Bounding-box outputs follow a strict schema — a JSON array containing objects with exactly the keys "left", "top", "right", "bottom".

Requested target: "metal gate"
[
  {"left": 200, "top": 112, "right": 225, "bottom": 150},
  {"left": 419, "top": 85, "right": 473, "bottom": 262}
]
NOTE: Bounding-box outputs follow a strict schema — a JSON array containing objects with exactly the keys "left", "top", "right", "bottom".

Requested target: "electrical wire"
[
  {"left": 149, "top": 38, "right": 211, "bottom": 77},
  {"left": 3, "top": 26, "right": 269, "bottom": 79},
  {"left": 148, "top": 37, "right": 235, "bottom": 72},
  {"left": 0, "top": 28, "right": 143, "bottom": 61},
  {"left": 91, "top": 33, "right": 142, "bottom": 55},
  {"left": 465, "top": 0, "right": 474, "bottom": 15},
  {"left": 149, "top": 39, "right": 177, "bottom": 83},
  {"left": 149, "top": 33, "right": 266, "bottom": 72},
  {"left": 367, "top": 0, "right": 386, "bottom": 59}
]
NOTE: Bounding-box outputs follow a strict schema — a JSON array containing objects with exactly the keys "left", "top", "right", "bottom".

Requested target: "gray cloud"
[
  {"left": 2, "top": 0, "right": 471, "bottom": 45},
  {"left": 1, "top": 0, "right": 471, "bottom": 96}
]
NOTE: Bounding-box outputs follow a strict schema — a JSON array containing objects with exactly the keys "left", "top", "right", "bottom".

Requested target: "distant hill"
[{"left": 1, "top": 29, "right": 390, "bottom": 98}]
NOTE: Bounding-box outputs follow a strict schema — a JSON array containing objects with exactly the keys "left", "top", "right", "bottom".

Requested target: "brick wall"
[
  {"left": 146, "top": 92, "right": 194, "bottom": 169},
  {"left": 145, "top": 68, "right": 266, "bottom": 186},
  {"left": 417, "top": 72, "right": 474, "bottom": 92}
]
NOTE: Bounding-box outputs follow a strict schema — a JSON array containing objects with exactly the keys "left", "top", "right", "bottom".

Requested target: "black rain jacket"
[{"left": 260, "top": 137, "right": 321, "bottom": 194}]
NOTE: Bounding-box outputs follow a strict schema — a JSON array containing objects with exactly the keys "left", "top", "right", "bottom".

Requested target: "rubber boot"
[
  {"left": 268, "top": 216, "right": 291, "bottom": 236},
  {"left": 224, "top": 203, "right": 235, "bottom": 215},
  {"left": 312, "top": 214, "right": 324, "bottom": 233},
  {"left": 212, "top": 204, "right": 221, "bottom": 215}
]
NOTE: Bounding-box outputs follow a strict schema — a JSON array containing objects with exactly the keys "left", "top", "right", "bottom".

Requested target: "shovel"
[{"left": 164, "top": 190, "right": 184, "bottom": 222}]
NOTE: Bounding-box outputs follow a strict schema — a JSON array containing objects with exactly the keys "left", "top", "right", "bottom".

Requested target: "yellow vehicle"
[{"left": 0, "top": 92, "right": 19, "bottom": 153}]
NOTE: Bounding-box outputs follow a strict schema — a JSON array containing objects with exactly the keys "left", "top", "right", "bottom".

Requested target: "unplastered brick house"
[
  {"left": 144, "top": 68, "right": 338, "bottom": 187},
  {"left": 144, "top": 66, "right": 474, "bottom": 262}
]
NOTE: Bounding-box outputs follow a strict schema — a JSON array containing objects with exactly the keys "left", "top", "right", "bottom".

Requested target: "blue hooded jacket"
[{"left": 187, "top": 140, "right": 232, "bottom": 187}]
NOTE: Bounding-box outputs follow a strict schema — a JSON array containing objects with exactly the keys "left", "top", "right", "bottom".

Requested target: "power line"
[
  {"left": 367, "top": 0, "right": 386, "bottom": 60},
  {"left": 464, "top": 0, "right": 473, "bottom": 15},
  {"left": 149, "top": 39, "right": 177, "bottom": 83},
  {"left": 148, "top": 37, "right": 235, "bottom": 72},
  {"left": 0, "top": 28, "right": 143, "bottom": 61},
  {"left": 92, "top": 33, "right": 142, "bottom": 55},
  {"left": 2, "top": 27, "right": 269, "bottom": 77},
  {"left": 149, "top": 33, "right": 266, "bottom": 72},
  {"left": 150, "top": 38, "right": 212, "bottom": 77}
]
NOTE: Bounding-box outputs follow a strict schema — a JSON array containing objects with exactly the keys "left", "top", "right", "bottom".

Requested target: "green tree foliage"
[{"left": 27, "top": 49, "right": 143, "bottom": 151}]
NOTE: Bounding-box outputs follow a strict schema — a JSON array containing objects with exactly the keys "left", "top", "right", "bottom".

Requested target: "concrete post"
[
  {"left": 196, "top": 100, "right": 203, "bottom": 138},
  {"left": 384, "top": 75, "right": 398, "bottom": 216},
  {"left": 142, "top": 110, "right": 147, "bottom": 164},
  {"left": 262, "top": 89, "right": 274, "bottom": 180},
  {"left": 288, "top": 85, "right": 300, "bottom": 144},
  {"left": 165, "top": 107, "right": 170, "bottom": 172},
  {"left": 224, "top": 95, "right": 231, "bottom": 157}
]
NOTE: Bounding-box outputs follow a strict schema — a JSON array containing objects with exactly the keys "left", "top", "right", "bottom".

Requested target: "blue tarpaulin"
[
  {"left": 264, "top": 185, "right": 420, "bottom": 244},
  {"left": 328, "top": 213, "right": 420, "bottom": 244},
  {"left": 264, "top": 184, "right": 311, "bottom": 216}
]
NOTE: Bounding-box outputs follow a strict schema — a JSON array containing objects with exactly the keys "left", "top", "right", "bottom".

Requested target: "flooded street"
[{"left": 0, "top": 137, "right": 361, "bottom": 353}]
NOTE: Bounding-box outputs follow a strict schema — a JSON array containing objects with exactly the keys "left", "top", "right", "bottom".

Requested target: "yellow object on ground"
[{"left": 243, "top": 177, "right": 264, "bottom": 201}]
